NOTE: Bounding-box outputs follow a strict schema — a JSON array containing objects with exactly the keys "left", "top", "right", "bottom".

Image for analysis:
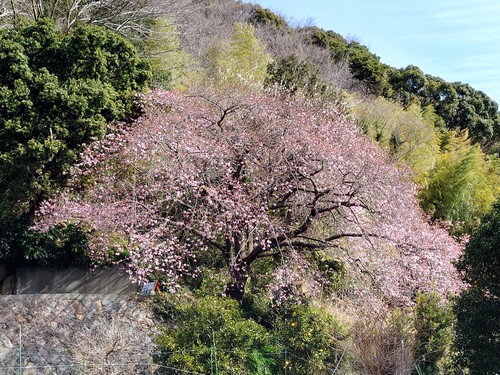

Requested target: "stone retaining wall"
[{"left": 0, "top": 294, "right": 157, "bottom": 374}]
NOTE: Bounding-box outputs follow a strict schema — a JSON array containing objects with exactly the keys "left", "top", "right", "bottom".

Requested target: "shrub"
[
  {"left": 272, "top": 302, "right": 350, "bottom": 374},
  {"left": 154, "top": 294, "right": 276, "bottom": 374},
  {"left": 413, "top": 291, "right": 455, "bottom": 374}
]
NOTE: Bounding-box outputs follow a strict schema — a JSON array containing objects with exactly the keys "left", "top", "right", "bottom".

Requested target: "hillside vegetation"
[{"left": 1, "top": 0, "right": 499, "bottom": 373}]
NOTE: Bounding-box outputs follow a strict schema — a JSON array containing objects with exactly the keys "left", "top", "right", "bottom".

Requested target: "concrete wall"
[
  {"left": 0, "top": 264, "right": 16, "bottom": 294},
  {"left": 0, "top": 265, "right": 137, "bottom": 295}
]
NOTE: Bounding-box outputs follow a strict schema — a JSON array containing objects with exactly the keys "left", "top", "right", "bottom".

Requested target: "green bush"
[
  {"left": 272, "top": 303, "right": 350, "bottom": 374},
  {"left": 154, "top": 294, "right": 276, "bottom": 374},
  {"left": 20, "top": 223, "right": 89, "bottom": 267},
  {"left": 413, "top": 291, "right": 455, "bottom": 374}
]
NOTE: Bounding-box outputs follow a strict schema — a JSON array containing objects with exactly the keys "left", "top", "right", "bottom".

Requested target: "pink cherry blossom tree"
[{"left": 34, "top": 87, "right": 463, "bottom": 303}]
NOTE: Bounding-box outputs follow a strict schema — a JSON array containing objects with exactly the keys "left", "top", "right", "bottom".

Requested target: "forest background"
[{"left": 0, "top": 0, "right": 498, "bottom": 373}]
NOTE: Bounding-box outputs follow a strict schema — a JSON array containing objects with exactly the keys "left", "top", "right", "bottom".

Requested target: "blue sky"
[{"left": 248, "top": 0, "right": 500, "bottom": 104}]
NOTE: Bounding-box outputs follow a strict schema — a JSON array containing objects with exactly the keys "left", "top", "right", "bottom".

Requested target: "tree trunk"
[{"left": 224, "top": 260, "right": 249, "bottom": 302}]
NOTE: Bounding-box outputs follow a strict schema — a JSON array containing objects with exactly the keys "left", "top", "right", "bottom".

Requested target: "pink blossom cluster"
[{"left": 34, "top": 87, "right": 464, "bottom": 302}]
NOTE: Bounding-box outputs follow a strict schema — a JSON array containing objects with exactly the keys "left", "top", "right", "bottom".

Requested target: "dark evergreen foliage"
[
  {"left": 249, "top": 5, "right": 289, "bottom": 30},
  {"left": 455, "top": 202, "right": 500, "bottom": 374},
  {"left": 0, "top": 18, "right": 150, "bottom": 264},
  {"left": 0, "top": 18, "right": 150, "bottom": 221}
]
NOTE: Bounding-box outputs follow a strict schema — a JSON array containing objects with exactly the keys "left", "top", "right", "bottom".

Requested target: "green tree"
[
  {"left": 421, "top": 76, "right": 459, "bottom": 126},
  {"left": 249, "top": 5, "right": 289, "bottom": 30},
  {"left": 0, "top": 18, "right": 150, "bottom": 264},
  {"left": 389, "top": 65, "right": 427, "bottom": 107},
  {"left": 207, "top": 22, "right": 272, "bottom": 88},
  {"left": 419, "top": 131, "right": 499, "bottom": 233},
  {"left": 451, "top": 83, "right": 500, "bottom": 148},
  {"left": 347, "top": 41, "right": 389, "bottom": 96},
  {"left": 0, "top": 18, "right": 150, "bottom": 221},
  {"left": 305, "top": 28, "right": 389, "bottom": 95},
  {"left": 353, "top": 97, "right": 440, "bottom": 186},
  {"left": 142, "top": 17, "right": 197, "bottom": 89},
  {"left": 17, "top": 223, "right": 90, "bottom": 267},
  {"left": 306, "top": 27, "right": 348, "bottom": 57},
  {"left": 454, "top": 202, "right": 500, "bottom": 374},
  {"left": 303, "top": 23, "right": 500, "bottom": 152}
]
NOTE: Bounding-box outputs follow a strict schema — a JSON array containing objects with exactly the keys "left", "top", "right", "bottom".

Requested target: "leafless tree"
[
  {"left": 176, "top": 0, "right": 251, "bottom": 61},
  {"left": 0, "top": 0, "right": 195, "bottom": 37},
  {"left": 175, "top": 0, "right": 363, "bottom": 95},
  {"left": 350, "top": 307, "right": 415, "bottom": 375},
  {"left": 256, "top": 25, "right": 361, "bottom": 92}
]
